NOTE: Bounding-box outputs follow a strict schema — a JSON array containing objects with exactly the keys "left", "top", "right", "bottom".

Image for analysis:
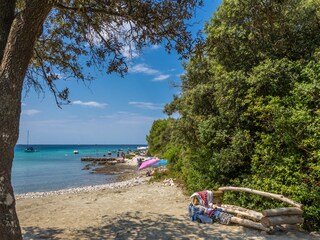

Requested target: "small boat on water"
[
  {"left": 24, "top": 130, "right": 37, "bottom": 152},
  {"left": 25, "top": 146, "right": 36, "bottom": 152},
  {"left": 73, "top": 150, "right": 79, "bottom": 154},
  {"left": 137, "top": 146, "right": 148, "bottom": 151}
]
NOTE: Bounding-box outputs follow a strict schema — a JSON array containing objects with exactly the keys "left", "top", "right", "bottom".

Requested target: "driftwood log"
[
  {"left": 262, "top": 207, "right": 303, "bottom": 217},
  {"left": 221, "top": 204, "right": 263, "bottom": 221},
  {"left": 230, "top": 216, "right": 270, "bottom": 232},
  {"left": 203, "top": 186, "right": 306, "bottom": 232},
  {"left": 218, "top": 187, "right": 303, "bottom": 208},
  {"left": 261, "top": 215, "right": 304, "bottom": 227}
]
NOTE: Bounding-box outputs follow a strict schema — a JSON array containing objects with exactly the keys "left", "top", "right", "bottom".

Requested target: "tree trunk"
[{"left": 0, "top": 1, "right": 52, "bottom": 239}]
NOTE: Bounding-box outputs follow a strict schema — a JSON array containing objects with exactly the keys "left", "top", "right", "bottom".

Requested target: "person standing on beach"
[
  {"left": 137, "top": 158, "right": 142, "bottom": 167},
  {"left": 121, "top": 152, "right": 125, "bottom": 160}
]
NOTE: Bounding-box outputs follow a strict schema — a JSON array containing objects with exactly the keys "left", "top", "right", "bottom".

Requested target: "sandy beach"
[{"left": 16, "top": 158, "right": 318, "bottom": 239}]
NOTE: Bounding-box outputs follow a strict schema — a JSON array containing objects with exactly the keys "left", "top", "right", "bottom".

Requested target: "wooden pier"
[{"left": 81, "top": 157, "right": 125, "bottom": 163}]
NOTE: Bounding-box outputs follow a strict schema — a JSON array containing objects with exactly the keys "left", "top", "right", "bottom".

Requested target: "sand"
[{"left": 16, "top": 157, "right": 317, "bottom": 239}]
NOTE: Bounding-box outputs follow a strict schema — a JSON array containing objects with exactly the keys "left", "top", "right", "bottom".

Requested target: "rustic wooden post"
[{"left": 217, "top": 186, "right": 304, "bottom": 232}]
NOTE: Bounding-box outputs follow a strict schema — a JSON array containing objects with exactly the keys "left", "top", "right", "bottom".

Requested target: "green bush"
[{"left": 146, "top": 0, "right": 320, "bottom": 231}]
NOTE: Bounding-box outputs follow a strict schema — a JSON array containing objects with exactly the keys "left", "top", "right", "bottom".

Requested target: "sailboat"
[{"left": 24, "top": 130, "right": 37, "bottom": 152}]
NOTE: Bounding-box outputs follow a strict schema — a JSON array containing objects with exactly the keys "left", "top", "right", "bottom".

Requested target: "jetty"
[{"left": 81, "top": 157, "right": 125, "bottom": 164}]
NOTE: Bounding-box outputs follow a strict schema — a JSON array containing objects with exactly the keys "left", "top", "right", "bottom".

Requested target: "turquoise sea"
[{"left": 12, "top": 144, "right": 143, "bottom": 194}]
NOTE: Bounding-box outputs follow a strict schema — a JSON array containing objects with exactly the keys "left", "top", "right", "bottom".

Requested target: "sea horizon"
[
  {"left": 16, "top": 143, "right": 147, "bottom": 146},
  {"left": 12, "top": 144, "right": 147, "bottom": 194}
]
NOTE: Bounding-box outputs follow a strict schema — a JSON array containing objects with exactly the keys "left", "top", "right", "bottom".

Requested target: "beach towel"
[
  {"left": 190, "top": 190, "right": 213, "bottom": 208},
  {"left": 211, "top": 208, "right": 233, "bottom": 225}
]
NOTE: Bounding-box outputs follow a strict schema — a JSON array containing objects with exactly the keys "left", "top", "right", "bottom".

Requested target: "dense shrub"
[{"left": 147, "top": 0, "right": 320, "bottom": 231}]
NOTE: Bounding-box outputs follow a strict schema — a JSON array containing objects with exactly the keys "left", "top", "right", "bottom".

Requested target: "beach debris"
[
  {"left": 310, "top": 231, "right": 320, "bottom": 238},
  {"left": 188, "top": 204, "right": 233, "bottom": 225},
  {"left": 163, "top": 178, "right": 174, "bottom": 186}
]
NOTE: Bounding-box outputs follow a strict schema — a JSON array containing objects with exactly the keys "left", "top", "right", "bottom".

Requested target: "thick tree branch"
[{"left": 54, "top": 2, "right": 125, "bottom": 18}]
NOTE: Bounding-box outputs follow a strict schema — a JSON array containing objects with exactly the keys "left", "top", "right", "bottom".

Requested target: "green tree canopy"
[
  {"left": 147, "top": 0, "right": 320, "bottom": 230},
  {"left": 206, "top": 0, "right": 320, "bottom": 71}
]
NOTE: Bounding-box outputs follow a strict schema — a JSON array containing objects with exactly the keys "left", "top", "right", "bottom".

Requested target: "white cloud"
[
  {"left": 129, "top": 101, "right": 163, "bottom": 110},
  {"left": 72, "top": 100, "right": 108, "bottom": 108},
  {"left": 151, "top": 45, "right": 160, "bottom": 50},
  {"left": 22, "top": 109, "right": 41, "bottom": 116},
  {"left": 21, "top": 102, "right": 27, "bottom": 106},
  {"left": 102, "top": 112, "right": 156, "bottom": 124},
  {"left": 130, "top": 64, "right": 160, "bottom": 75},
  {"left": 130, "top": 64, "right": 172, "bottom": 82},
  {"left": 153, "top": 74, "right": 171, "bottom": 81},
  {"left": 88, "top": 21, "right": 141, "bottom": 60},
  {"left": 122, "top": 44, "right": 139, "bottom": 59}
]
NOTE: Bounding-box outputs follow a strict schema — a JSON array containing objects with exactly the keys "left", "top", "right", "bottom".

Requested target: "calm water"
[{"left": 12, "top": 144, "right": 143, "bottom": 194}]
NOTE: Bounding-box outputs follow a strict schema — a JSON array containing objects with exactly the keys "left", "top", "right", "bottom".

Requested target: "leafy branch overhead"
[{"left": 25, "top": 0, "right": 203, "bottom": 106}]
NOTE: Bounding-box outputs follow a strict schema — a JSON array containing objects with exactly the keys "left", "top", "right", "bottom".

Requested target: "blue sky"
[{"left": 18, "top": 0, "right": 221, "bottom": 145}]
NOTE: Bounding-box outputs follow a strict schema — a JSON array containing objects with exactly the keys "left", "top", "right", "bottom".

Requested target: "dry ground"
[{"left": 17, "top": 181, "right": 316, "bottom": 240}]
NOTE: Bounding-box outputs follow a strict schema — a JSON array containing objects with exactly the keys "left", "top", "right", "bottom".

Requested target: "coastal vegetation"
[
  {"left": 147, "top": 0, "right": 320, "bottom": 231},
  {"left": 0, "top": 0, "right": 203, "bottom": 239}
]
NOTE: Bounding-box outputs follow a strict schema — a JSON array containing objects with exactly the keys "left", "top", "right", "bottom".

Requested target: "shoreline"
[
  {"left": 16, "top": 175, "right": 149, "bottom": 199},
  {"left": 13, "top": 145, "right": 147, "bottom": 194},
  {"left": 16, "top": 156, "right": 148, "bottom": 199}
]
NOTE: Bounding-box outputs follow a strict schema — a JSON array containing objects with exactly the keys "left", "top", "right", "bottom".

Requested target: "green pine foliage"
[{"left": 147, "top": 0, "right": 320, "bottom": 231}]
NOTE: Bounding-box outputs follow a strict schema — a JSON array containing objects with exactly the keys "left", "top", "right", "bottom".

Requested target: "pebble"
[
  {"left": 310, "top": 231, "right": 320, "bottom": 238},
  {"left": 163, "top": 178, "right": 175, "bottom": 186},
  {"left": 16, "top": 176, "right": 148, "bottom": 199}
]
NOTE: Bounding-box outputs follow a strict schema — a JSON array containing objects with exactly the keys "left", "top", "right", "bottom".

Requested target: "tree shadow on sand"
[
  {"left": 22, "top": 211, "right": 246, "bottom": 239},
  {"left": 75, "top": 211, "right": 246, "bottom": 240},
  {"left": 22, "top": 211, "right": 312, "bottom": 239},
  {"left": 22, "top": 226, "right": 64, "bottom": 239}
]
